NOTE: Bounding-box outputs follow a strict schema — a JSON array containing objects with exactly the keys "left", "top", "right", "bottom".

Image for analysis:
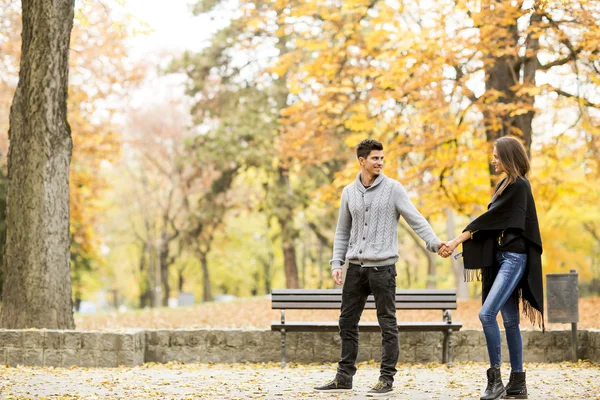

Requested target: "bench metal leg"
[
  {"left": 446, "top": 329, "right": 453, "bottom": 366},
  {"left": 442, "top": 330, "right": 449, "bottom": 364},
  {"left": 280, "top": 309, "right": 286, "bottom": 368},
  {"left": 441, "top": 329, "right": 454, "bottom": 365},
  {"left": 281, "top": 328, "right": 286, "bottom": 368},
  {"left": 442, "top": 310, "right": 454, "bottom": 365}
]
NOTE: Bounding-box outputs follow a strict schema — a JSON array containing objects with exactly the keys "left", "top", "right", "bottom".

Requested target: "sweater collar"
[{"left": 355, "top": 172, "right": 386, "bottom": 193}]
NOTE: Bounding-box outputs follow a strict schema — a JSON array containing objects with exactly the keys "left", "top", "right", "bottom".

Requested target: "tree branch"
[
  {"left": 584, "top": 222, "right": 600, "bottom": 245},
  {"left": 307, "top": 221, "right": 332, "bottom": 249},
  {"left": 398, "top": 220, "right": 430, "bottom": 259},
  {"left": 537, "top": 50, "right": 581, "bottom": 71},
  {"left": 550, "top": 86, "right": 600, "bottom": 109}
]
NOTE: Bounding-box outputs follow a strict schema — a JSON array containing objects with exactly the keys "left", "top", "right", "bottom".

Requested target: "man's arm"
[
  {"left": 330, "top": 187, "right": 352, "bottom": 270},
  {"left": 395, "top": 184, "right": 441, "bottom": 252}
]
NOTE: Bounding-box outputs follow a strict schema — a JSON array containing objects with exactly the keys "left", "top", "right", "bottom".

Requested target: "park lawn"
[{"left": 74, "top": 296, "right": 600, "bottom": 331}]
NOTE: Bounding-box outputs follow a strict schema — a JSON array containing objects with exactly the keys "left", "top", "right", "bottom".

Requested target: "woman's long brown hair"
[{"left": 495, "top": 136, "right": 530, "bottom": 197}]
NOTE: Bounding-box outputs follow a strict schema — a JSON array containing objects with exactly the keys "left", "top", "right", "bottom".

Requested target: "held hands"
[
  {"left": 332, "top": 268, "right": 343, "bottom": 286},
  {"left": 438, "top": 240, "right": 458, "bottom": 258}
]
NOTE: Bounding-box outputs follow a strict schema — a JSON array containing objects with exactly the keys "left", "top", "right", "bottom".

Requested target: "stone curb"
[{"left": 0, "top": 329, "right": 597, "bottom": 368}]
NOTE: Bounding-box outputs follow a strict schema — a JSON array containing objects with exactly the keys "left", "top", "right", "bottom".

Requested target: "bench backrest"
[{"left": 271, "top": 289, "right": 457, "bottom": 310}]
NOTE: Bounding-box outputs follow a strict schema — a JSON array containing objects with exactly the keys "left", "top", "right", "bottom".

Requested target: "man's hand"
[{"left": 332, "top": 268, "right": 343, "bottom": 286}]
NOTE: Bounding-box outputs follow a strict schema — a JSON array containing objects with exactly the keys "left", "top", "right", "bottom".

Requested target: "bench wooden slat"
[
  {"left": 271, "top": 289, "right": 457, "bottom": 295},
  {"left": 271, "top": 302, "right": 458, "bottom": 310},
  {"left": 271, "top": 295, "right": 457, "bottom": 302},
  {"left": 270, "top": 321, "right": 463, "bottom": 333}
]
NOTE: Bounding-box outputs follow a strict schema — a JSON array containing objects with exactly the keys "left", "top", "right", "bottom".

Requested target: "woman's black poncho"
[{"left": 462, "top": 177, "right": 544, "bottom": 330}]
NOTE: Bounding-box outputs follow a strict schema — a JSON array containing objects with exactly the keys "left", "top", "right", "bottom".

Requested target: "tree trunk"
[
  {"left": 482, "top": 1, "right": 519, "bottom": 183},
  {"left": 178, "top": 266, "right": 185, "bottom": 292},
  {"left": 276, "top": 167, "right": 299, "bottom": 288},
  {"left": 514, "top": 11, "right": 542, "bottom": 157},
  {"left": 446, "top": 208, "right": 469, "bottom": 299},
  {"left": 426, "top": 251, "right": 436, "bottom": 289},
  {"left": 318, "top": 240, "right": 324, "bottom": 289},
  {"left": 0, "top": 0, "right": 75, "bottom": 329},
  {"left": 138, "top": 242, "right": 152, "bottom": 308},
  {"left": 112, "top": 290, "right": 119, "bottom": 309},
  {"left": 263, "top": 223, "right": 273, "bottom": 295},
  {"left": 159, "top": 235, "right": 170, "bottom": 307},
  {"left": 73, "top": 297, "right": 81, "bottom": 313},
  {"left": 160, "top": 263, "right": 169, "bottom": 307},
  {"left": 301, "top": 233, "right": 307, "bottom": 288},
  {"left": 262, "top": 249, "right": 272, "bottom": 294},
  {"left": 199, "top": 251, "right": 212, "bottom": 302},
  {"left": 282, "top": 241, "right": 299, "bottom": 288},
  {"left": 483, "top": 1, "right": 538, "bottom": 185}
]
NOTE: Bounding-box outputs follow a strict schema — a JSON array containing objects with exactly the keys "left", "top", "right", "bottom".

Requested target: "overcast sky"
[
  {"left": 117, "top": 0, "right": 223, "bottom": 110},
  {"left": 123, "top": 0, "right": 212, "bottom": 58}
]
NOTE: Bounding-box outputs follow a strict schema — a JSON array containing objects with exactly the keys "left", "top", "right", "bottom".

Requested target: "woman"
[{"left": 440, "top": 136, "right": 543, "bottom": 400}]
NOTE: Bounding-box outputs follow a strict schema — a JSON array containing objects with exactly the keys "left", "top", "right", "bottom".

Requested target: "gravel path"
[{"left": 0, "top": 361, "right": 599, "bottom": 399}]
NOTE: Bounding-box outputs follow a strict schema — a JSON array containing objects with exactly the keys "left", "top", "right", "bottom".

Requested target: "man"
[{"left": 314, "top": 139, "right": 446, "bottom": 397}]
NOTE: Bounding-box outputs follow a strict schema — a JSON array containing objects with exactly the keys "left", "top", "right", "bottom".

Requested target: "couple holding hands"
[{"left": 317, "top": 137, "right": 543, "bottom": 399}]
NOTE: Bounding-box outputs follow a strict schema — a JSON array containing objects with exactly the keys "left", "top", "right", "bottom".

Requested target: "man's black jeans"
[{"left": 336, "top": 263, "right": 398, "bottom": 385}]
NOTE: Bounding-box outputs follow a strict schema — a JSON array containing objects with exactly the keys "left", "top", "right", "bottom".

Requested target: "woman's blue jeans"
[{"left": 479, "top": 251, "right": 527, "bottom": 372}]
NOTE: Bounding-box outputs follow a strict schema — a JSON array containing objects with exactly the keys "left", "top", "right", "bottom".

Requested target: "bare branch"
[
  {"left": 307, "top": 221, "right": 332, "bottom": 249},
  {"left": 584, "top": 223, "right": 600, "bottom": 244},
  {"left": 549, "top": 87, "right": 600, "bottom": 109},
  {"left": 398, "top": 220, "right": 430, "bottom": 258},
  {"left": 538, "top": 49, "right": 581, "bottom": 71}
]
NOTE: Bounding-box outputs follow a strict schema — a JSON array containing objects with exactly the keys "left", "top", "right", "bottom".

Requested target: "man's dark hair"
[{"left": 356, "top": 139, "right": 383, "bottom": 159}]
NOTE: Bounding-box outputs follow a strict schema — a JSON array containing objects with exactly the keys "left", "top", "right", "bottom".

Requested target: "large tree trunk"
[
  {"left": 483, "top": 2, "right": 538, "bottom": 186},
  {"left": 0, "top": 0, "right": 75, "bottom": 329},
  {"left": 482, "top": 0, "right": 518, "bottom": 183}
]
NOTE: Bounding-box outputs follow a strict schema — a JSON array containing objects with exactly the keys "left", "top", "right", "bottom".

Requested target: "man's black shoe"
[
  {"left": 313, "top": 379, "right": 352, "bottom": 392},
  {"left": 366, "top": 380, "right": 393, "bottom": 397}
]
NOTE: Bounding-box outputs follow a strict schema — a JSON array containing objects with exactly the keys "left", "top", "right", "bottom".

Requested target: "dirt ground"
[{"left": 1, "top": 361, "right": 599, "bottom": 399}]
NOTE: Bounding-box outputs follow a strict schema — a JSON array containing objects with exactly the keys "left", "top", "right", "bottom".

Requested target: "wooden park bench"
[{"left": 271, "top": 288, "right": 462, "bottom": 367}]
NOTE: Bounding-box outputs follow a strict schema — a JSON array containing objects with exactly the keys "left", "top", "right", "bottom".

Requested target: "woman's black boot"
[
  {"left": 505, "top": 371, "right": 527, "bottom": 399},
  {"left": 480, "top": 367, "right": 506, "bottom": 400}
]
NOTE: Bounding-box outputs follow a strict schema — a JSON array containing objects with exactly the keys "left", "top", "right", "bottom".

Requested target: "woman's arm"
[{"left": 438, "top": 231, "right": 473, "bottom": 257}]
